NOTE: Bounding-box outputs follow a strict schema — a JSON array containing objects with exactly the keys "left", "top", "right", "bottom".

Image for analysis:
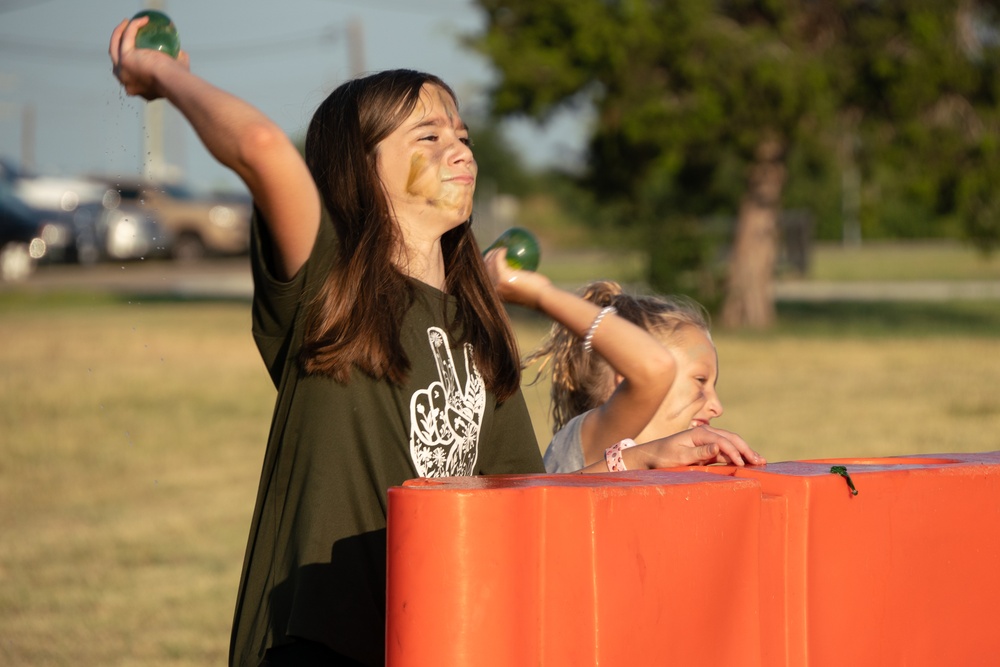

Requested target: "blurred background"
[
  {"left": 0, "top": 0, "right": 587, "bottom": 277},
  {"left": 3, "top": 1, "right": 1000, "bottom": 665}
]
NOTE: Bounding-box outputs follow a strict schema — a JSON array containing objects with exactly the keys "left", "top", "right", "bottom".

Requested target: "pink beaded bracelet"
[{"left": 605, "top": 438, "right": 638, "bottom": 472}]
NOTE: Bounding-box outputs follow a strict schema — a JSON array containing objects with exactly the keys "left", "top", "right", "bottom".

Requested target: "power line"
[
  {"left": 193, "top": 27, "right": 342, "bottom": 60},
  {"left": 0, "top": 26, "right": 342, "bottom": 64},
  {"left": 319, "top": 0, "right": 480, "bottom": 17},
  {"left": 0, "top": 0, "right": 482, "bottom": 65},
  {"left": 0, "top": 0, "right": 60, "bottom": 14},
  {"left": 0, "top": 38, "right": 104, "bottom": 61}
]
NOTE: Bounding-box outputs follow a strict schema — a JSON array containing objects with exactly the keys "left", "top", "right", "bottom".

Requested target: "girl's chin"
[{"left": 444, "top": 206, "right": 472, "bottom": 225}]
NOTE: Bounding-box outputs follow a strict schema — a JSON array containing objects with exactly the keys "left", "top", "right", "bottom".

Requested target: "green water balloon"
[
  {"left": 485, "top": 227, "right": 540, "bottom": 272},
  {"left": 132, "top": 10, "right": 180, "bottom": 59}
]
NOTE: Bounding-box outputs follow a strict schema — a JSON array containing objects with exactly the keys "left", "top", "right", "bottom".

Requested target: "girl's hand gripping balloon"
[
  {"left": 484, "top": 227, "right": 540, "bottom": 272},
  {"left": 131, "top": 10, "right": 181, "bottom": 59}
]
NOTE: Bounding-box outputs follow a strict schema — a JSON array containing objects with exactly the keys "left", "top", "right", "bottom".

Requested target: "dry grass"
[
  {"left": 2, "top": 295, "right": 1000, "bottom": 665},
  {"left": 1, "top": 299, "right": 271, "bottom": 666},
  {"left": 809, "top": 240, "right": 1000, "bottom": 281},
  {"left": 709, "top": 335, "right": 1000, "bottom": 461}
]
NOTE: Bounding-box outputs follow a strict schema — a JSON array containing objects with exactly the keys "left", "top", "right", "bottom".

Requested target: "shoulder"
[{"left": 543, "top": 411, "right": 588, "bottom": 473}]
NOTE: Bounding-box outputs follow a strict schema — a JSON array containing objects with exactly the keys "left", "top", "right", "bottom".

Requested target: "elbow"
[
  {"left": 236, "top": 122, "right": 294, "bottom": 174},
  {"left": 639, "top": 347, "right": 676, "bottom": 391}
]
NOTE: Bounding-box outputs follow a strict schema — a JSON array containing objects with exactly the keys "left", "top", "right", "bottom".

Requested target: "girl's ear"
[{"left": 613, "top": 373, "right": 625, "bottom": 389}]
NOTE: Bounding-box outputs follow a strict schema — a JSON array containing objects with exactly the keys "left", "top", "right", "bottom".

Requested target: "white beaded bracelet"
[
  {"left": 583, "top": 305, "right": 616, "bottom": 353},
  {"left": 605, "top": 438, "right": 638, "bottom": 472}
]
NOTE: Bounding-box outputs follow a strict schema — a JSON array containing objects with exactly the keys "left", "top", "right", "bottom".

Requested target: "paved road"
[
  {"left": 5, "top": 258, "right": 1000, "bottom": 302},
  {"left": 773, "top": 279, "right": 1000, "bottom": 301},
  {"left": 2, "top": 257, "right": 255, "bottom": 299}
]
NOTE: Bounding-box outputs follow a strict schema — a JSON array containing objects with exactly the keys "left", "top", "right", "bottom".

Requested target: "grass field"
[
  {"left": 807, "top": 239, "right": 1000, "bottom": 281},
  {"left": 2, "top": 242, "right": 1000, "bottom": 665}
]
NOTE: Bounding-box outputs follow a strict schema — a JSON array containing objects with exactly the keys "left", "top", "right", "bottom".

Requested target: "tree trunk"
[{"left": 720, "top": 135, "right": 787, "bottom": 329}]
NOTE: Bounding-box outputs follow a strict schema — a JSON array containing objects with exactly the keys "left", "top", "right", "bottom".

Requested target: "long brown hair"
[
  {"left": 300, "top": 69, "right": 521, "bottom": 400},
  {"left": 525, "top": 280, "right": 710, "bottom": 433}
]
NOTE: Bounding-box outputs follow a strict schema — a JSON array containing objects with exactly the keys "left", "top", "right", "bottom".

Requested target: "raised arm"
[
  {"left": 487, "top": 250, "right": 676, "bottom": 464},
  {"left": 109, "top": 17, "right": 319, "bottom": 279}
]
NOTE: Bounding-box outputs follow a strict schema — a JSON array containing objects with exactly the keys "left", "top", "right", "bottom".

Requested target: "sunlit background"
[
  {"left": 3, "top": 1, "right": 1000, "bottom": 664},
  {"left": 0, "top": 0, "right": 587, "bottom": 188}
]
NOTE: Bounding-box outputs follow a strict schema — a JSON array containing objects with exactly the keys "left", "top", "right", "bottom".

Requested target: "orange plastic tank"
[
  {"left": 387, "top": 471, "right": 764, "bottom": 666},
  {"left": 385, "top": 451, "right": 1000, "bottom": 666}
]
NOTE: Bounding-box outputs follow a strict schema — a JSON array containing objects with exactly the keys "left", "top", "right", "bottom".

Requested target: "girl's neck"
[{"left": 395, "top": 238, "right": 446, "bottom": 292}]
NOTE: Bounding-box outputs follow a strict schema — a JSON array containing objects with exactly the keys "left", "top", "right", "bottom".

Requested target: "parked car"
[
  {"left": 8, "top": 168, "right": 107, "bottom": 214},
  {"left": 85, "top": 193, "right": 173, "bottom": 264},
  {"left": 93, "top": 178, "right": 251, "bottom": 261},
  {"left": 0, "top": 179, "right": 58, "bottom": 281},
  {"left": 1, "top": 159, "right": 171, "bottom": 265}
]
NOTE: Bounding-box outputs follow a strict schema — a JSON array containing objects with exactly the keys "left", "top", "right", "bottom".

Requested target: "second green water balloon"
[{"left": 485, "top": 227, "right": 540, "bottom": 272}]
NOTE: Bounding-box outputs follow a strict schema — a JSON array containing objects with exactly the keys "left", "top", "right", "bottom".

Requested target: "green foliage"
[
  {"left": 470, "top": 0, "right": 1000, "bottom": 283},
  {"left": 781, "top": 129, "right": 841, "bottom": 241},
  {"left": 837, "top": 1, "right": 1000, "bottom": 247},
  {"left": 465, "top": 116, "right": 534, "bottom": 197},
  {"left": 470, "top": 0, "right": 834, "bottom": 303},
  {"left": 646, "top": 214, "right": 731, "bottom": 311},
  {"left": 956, "top": 151, "right": 1000, "bottom": 256}
]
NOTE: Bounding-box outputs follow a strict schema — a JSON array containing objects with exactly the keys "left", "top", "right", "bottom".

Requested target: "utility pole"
[
  {"left": 0, "top": 73, "right": 34, "bottom": 172},
  {"left": 347, "top": 17, "right": 365, "bottom": 77},
  {"left": 20, "top": 102, "right": 35, "bottom": 172}
]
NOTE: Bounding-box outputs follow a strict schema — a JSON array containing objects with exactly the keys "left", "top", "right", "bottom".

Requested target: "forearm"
[
  {"left": 576, "top": 441, "right": 653, "bottom": 473},
  {"left": 151, "top": 67, "right": 291, "bottom": 186},
  {"left": 110, "top": 18, "right": 318, "bottom": 277},
  {"left": 574, "top": 426, "right": 765, "bottom": 473},
  {"left": 533, "top": 283, "right": 675, "bottom": 393}
]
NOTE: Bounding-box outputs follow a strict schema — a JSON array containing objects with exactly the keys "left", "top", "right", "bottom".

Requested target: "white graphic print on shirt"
[{"left": 409, "top": 326, "right": 485, "bottom": 477}]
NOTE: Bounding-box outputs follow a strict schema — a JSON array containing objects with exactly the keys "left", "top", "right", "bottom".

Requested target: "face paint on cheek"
[
  {"left": 406, "top": 153, "right": 433, "bottom": 197},
  {"left": 406, "top": 151, "right": 473, "bottom": 215},
  {"left": 437, "top": 179, "right": 474, "bottom": 212}
]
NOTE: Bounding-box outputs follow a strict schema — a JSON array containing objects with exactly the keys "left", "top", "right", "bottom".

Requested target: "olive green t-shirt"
[{"left": 229, "top": 216, "right": 543, "bottom": 667}]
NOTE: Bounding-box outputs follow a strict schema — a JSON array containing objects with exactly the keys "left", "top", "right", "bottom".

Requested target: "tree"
[
  {"left": 470, "top": 0, "right": 1000, "bottom": 327},
  {"left": 837, "top": 1, "right": 1000, "bottom": 255},
  {"left": 470, "top": 0, "right": 833, "bottom": 327},
  {"left": 464, "top": 116, "right": 534, "bottom": 199}
]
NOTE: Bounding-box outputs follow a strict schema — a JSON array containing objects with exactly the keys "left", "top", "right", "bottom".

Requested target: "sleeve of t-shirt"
[
  {"left": 478, "top": 390, "right": 545, "bottom": 475},
  {"left": 249, "top": 207, "right": 332, "bottom": 387}
]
